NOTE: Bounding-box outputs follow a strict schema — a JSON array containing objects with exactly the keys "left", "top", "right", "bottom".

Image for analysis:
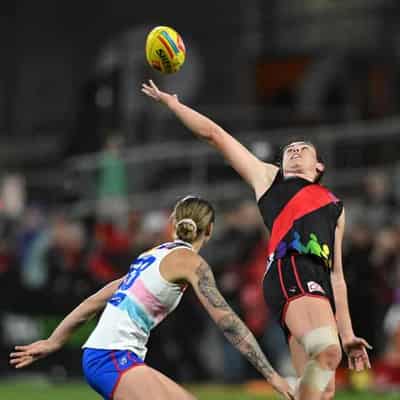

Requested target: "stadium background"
[{"left": 1, "top": 0, "right": 400, "bottom": 398}]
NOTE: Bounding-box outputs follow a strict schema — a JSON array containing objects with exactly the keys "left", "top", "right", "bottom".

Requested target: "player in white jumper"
[{"left": 10, "top": 196, "right": 294, "bottom": 400}]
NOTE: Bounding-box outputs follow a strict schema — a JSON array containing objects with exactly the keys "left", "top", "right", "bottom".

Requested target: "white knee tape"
[
  {"left": 300, "top": 326, "right": 340, "bottom": 358},
  {"left": 300, "top": 360, "right": 334, "bottom": 392}
]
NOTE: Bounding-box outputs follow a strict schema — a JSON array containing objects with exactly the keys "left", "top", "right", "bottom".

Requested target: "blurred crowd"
[
  {"left": 0, "top": 162, "right": 400, "bottom": 391},
  {"left": 344, "top": 171, "right": 400, "bottom": 390}
]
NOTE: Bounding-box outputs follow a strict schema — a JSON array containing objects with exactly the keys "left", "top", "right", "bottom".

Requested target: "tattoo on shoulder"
[{"left": 195, "top": 261, "right": 229, "bottom": 309}]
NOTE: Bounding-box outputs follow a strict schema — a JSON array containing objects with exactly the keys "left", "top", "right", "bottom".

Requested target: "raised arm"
[
  {"left": 10, "top": 277, "right": 124, "bottom": 369},
  {"left": 141, "top": 80, "right": 278, "bottom": 199},
  {"left": 331, "top": 209, "right": 372, "bottom": 371},
  {"left": 160, "top": 250, "right": 293, "bottom": 399}
]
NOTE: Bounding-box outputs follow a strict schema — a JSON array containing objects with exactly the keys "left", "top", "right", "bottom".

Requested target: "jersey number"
[{"left": 119, "top": 255, "right": 156, "bottom": 291}]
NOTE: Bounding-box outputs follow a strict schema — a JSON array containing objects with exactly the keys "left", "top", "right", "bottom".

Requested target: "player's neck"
[
  {"left": 190, "top": 240, "right": 203, "bottom": 253},
  {"left": 174, "top": 238, "right": 203, "bottom": 253},
  {"left": 284, "top": 171, "right": 316, "bottom": 183}
]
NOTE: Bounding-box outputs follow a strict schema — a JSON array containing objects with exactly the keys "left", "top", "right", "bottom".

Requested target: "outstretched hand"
[
  {"left": 269, "top": 373, "right": 295, "bottom": 400},
  {"left": 141, "top": 80, "right": 178, "bottom": 105},
  {"left": 342, "top": 336, "right": 372, "bottom": 371},
  {"left": 9, "top": 339, "right": 61, "bottom": 369}
]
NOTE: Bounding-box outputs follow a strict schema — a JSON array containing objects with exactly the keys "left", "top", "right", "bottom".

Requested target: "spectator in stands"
[
  {"left": 88, "top": 220, "right": 132, "bottom": 286},
  {"left": 344, "top": 222, "right": 376, "bottom": 353},
  {"left": 374, "top": 289, "right": 400, "bottom": 389},
  {"left": 19, "top": 212, "right": 56, "bottom": 291},
  {"left": 96, "top": 134, "right": 129, "bottom": 227},
  {"left": 46, "top": 220, "right": 90, "bottom": 309},
  {"left": 358, "top": 171, "right": 396, "bottom": 230},
  {"left": 0, "top": 225, "right": 18, "bottom": 309},
  {"left": 370, "top": 227, "right": 400, "bottom": 355}
]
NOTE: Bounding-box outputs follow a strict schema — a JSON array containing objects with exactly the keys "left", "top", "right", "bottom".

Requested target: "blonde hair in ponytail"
[{"left": 173, "top": 196, "right": 215, "bottom": 243}]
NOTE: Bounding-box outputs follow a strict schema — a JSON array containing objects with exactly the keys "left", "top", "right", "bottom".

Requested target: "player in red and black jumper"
[{"left": 143, "top": 80, "right": 372, "bottom": 400}]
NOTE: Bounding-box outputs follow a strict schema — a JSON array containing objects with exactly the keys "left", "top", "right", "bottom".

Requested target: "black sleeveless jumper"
[{"left": 258, "top": 172, "right": 343, "bottom": 337}]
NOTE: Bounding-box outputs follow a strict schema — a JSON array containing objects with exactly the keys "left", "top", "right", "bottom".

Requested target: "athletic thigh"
[
  {"left": 285, "top": 296, "right": 337, "bottom": 340},
  {"left": 289, "top": 335, "right": 308, "bottom": 377},
  {"left": 113, "top": 365, "right": 196, "bottom": 400},
  {"left": 264, "top": 255, "right": 336, "bottom": 339}
]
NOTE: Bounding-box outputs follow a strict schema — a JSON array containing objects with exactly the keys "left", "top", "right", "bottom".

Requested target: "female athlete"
[
  {"left": 10, "top": 196, "right": 294, "bottom": 400},
  {"left": 141, "top": 80, "right": 372, "bottom": 400}
]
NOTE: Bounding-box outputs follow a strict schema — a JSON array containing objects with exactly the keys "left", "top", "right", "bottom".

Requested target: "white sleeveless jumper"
[{"left": 83, "top": 240, "right": 192, "bottom": 359}]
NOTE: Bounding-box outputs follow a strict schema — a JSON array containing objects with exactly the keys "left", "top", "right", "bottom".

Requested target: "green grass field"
[{"left": 0, "top": 380, "right": 398, "bottom": 400}]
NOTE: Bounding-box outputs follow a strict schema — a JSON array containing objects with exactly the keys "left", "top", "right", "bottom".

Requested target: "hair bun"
[
  {"left": 176, "top": 218, "right": 198, "bottom": 242},
  {"left": 176, "top": 218, "right": 197, "bottom": 233}
]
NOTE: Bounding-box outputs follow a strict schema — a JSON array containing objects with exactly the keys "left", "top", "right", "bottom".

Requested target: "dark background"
[{"left": 0, "top": 0, "right": 399, "bottom": 391}]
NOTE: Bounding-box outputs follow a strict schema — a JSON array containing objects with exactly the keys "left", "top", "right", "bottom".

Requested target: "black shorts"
[{"left": 263, "top": 254, "right": 335, "bottom": 339}]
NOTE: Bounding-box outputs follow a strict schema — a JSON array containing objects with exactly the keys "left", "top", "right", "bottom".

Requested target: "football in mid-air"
[{"left": 145, "top": 26, "right": 186, "bottom": 74}]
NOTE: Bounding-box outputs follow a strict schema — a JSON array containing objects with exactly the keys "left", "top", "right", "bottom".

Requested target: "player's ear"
[
  {"left": 316, "top": 162, "right": 325, "bottom": 175},
  {"left": 205, "top": 222, "right": 214, "bottom": 240}
]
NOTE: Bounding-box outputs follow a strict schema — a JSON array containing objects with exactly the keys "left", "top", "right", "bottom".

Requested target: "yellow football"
[{"left": 145, "top": 26, "right": 186, "bottom": 74}]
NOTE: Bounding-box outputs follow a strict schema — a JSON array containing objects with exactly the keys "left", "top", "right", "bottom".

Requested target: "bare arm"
[
  {"left": 331, "top": 209, "right": 354, "bottom": 340},
  {"left": 190, "top": 260, "right": 276, "bottom": 378},
  {"left": 331, "top": 209, "right": 371, "bottom": 370},
  {"left": 189, "top": 259, "right": 293, "bottom": 398},
  {"left": 10, "top": 277, "right": 124, "bottom": 368},
  {"left": 47, "top": 277, "right": 124, "bottom": 347},
  {"left": 152, "top": 250, "right": 294, "bottom": 398},
  {"left": 141, "top": 80, "right": 278, "bottom": 199}
]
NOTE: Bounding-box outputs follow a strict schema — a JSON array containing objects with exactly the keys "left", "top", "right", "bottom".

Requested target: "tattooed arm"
[
  {"left": 180, "top": 254, "right": 294, "bottom": 399},
  {"left": 159, "top": 250, "right": 293, "bottom": 399},
  {"left": 192, "top": 260, "right": 275, "bottom": 378}
]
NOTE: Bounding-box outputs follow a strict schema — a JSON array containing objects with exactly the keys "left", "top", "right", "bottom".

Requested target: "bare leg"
[
  {"left": 285, "top": 297, "right": 341, "bottom": 400},
  {"left": 113, "top": 365, "right": 196, "bottom": 400},
  {"left": 289, "top": 336, "right": 307, "bottom": 377},
  {"left": 289, "top": 335, "right": 335, "bottom": 400},
  {"left": 321, "top": 378, "right": 335, "bottom": 400}
]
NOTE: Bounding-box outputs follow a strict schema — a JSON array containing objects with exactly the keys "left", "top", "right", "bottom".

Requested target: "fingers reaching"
[
  {"left": 141, "top": 83, "right": 158, "bottom": 100},
  {"left": 354, "top": 356, "right": 364, "bottom": 372},
  {"left": 358, "top": 338, "right": 373, "bottom": 350},
  {"left": 9, "top": 341, "right": 47, "bottom": 369},
  {"left": 347, "top": 346, "right": 371, "bottom": 372},
  {"left": 141, "top": 80, "right": 161, "bottom": 101},
  {"left": 10, "top": 350, "right": 36, "bottom": 369},
  {"left": 347, "top": 355, "right": 355, "bottom": 370},
  {"left": 278, "top": 380, "right": 295, "bottom": 400},
  {"left": 14, "top": 345, "right": 30, "bottom": 351},
  {"left": 344, "top": 335, "right": 373, "bottom": 372},
  {"left": 141, "top": 80, "right": 177, "bottom": 105},
  {"left": 286, "top": 391, "right": 295, "bottom": 400},
  {"left": 351, "top": 337, "right": 373, "bottom": 351},
  {"left": 141, "top": 82, "right": 153, "bottom": 93},
  {"left": 149, "top": 79, "right": 159, "bottom": 91},
  {"left": 361, "top": 347, "right": 371, "bottom": 369},
  {"left": 11, "top": 344, "right": 37, "bottom": 357},
  {"left": 15, "top": 359, "right": 34, "bottom": 369},
  {"left": 10, "top": 339, "right": 58, "bottom": 370},
  {"left": 10, "top": 355, "right": 34, "bottom": 368}
]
